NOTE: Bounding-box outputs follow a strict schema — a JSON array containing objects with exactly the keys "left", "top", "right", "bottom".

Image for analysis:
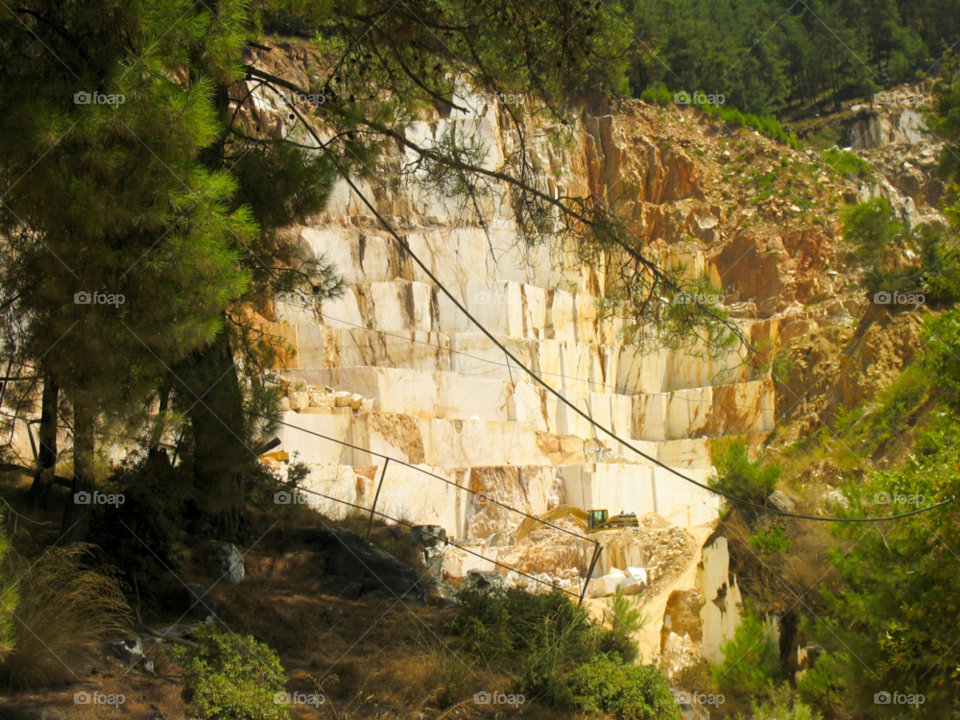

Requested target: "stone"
[
  {"left": 181, "top": 584, "right": 219, "bottom": 620},
  {"left": 335, "top": 391, "right": 353, "bottom": 407},
  {"left": 767, "top": 490, "right": 797, "bottom": 514},
  {"left": 216, "top": 543, "right": 245, "bottom": 585},
  {"left": 410, "top": 525, "right": 448, "bottom": 579},
  {"left": 107, "top": 638, "right": 155, "bottom": 674},
  {"left": 282, "top": 528, "right": 425, "bottom": 601},
  {"left": 309, "top": 391, "right": 335, "bottom": 408},
  {"left": 410, "top": 525, "right": 447, "bottom": 548},
  {"left": 350, "top": 393, "right": 364, "bottom": 410},
  {"left": 288, "top": 391, "right": 309, "bottom": 411},
  {"left": 459, "top": 569, "right": 506, "bottom": 596}
]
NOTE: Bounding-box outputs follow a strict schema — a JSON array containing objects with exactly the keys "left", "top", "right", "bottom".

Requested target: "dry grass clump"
[{"left": 0, "top": 543, "right": 130, "bottom": 689}]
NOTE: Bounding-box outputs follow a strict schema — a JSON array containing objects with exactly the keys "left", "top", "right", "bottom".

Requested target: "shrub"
[
  {"left": 640, "top": 82, "right": 673, "bottom": 106},
  {"left": 751, "top": 683, "right": 822, "bottom": 720},
  {"left": 87, "top": 456, "right": 188, "bottom": 590},
  {"left": 174, "top": 624, "right": 289, "bottom": 720},
  {"left": 566, "top": 654, "right": 680, "bottom": 720},
  {"left": 823, "top": 148, "right": 873, "bottom": 179},
  {"left": 451, "top": 586, "right": 650, "bottom": 705},
  {"left": 0, "top": 544, "right": 129, "bottom": 688},
  {"left": 0, "top": 508, "right": 17, "bottom": 660},
  {"left": 601, "top": 586, "right": 646, "bottom": 662},
  {"left": 710, "top": 436, "right": 782, "bottom": 506},
  {"left": 749, "top": 525, "right": 793, "bottom": 553},
  {"left": 712, "top": 605, "right": 780, "bottom": 708}
]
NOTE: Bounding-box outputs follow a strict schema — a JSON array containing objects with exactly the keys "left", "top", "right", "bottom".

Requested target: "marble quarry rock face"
[{"left": 245, "top": 71, "right": 827, "bottom": 669}]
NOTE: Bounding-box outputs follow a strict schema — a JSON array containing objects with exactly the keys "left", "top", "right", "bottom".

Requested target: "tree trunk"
[
  {"left": 179, "top": 326, "right": 252, "bottom": 542},
  {"left": 29, "top": 375, "right": 59, "bottom": 509},
  {"left": 60, "top": 397, "right": 95, "bottom": 543}
]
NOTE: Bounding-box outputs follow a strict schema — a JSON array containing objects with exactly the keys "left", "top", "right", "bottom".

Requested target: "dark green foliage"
[
  {"left": 173, "top": 624, "right": 289, "bottom": 720},
  {"left": 87, "top": 457, "right": 189, "bottom": 589},
  {"left": 709, "top": 436, "right": 782, "bottom": 506},
  {"left": 566, "top": 654, "right": 680, "bottom": 720},
  {"left": 749, "top": 525, "right": 793, "bottom": 553},
  {"left": 814, "top": 418, "right": 960, "bottom": 716},
  {"left": 450, "top": 587, "right": 667, "bottom": 711},
  {"left": 712, "top": 605, "right": 781, "bottom": 710},
  {"left": 822, "top": 148, "right": 874, "bottom": 179},
  {"left": 842, "top": 198, "right": 960, "bottom": 298},
  {"left": 626, "top": 0, "right": 956, "bottom": 114}
]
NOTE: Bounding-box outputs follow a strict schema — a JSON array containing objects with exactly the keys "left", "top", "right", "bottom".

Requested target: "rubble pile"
[{"left": 282, "top": 379, "right": 374, "bottom": 414}]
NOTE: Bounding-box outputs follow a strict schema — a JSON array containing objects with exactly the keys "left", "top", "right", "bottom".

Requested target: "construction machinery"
[{"left": 513, "top": 505, "right": 639, "bottom": 543}]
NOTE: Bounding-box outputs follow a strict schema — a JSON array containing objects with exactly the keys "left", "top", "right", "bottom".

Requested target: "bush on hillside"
[
  {"left": 174, "top": 623, "right": 289, "bottom": 720},
  {"left": 710, "top": 436, "right": 782, "bottom": 506},
  {"left": 566, "top": 653, "right": 680, "bottom": 720},
  {"left": 712, "top": 605, "right": 781, "bottom": 709},
  {"left": 450, "top": 586, "right": 670, "bottom": 711}
]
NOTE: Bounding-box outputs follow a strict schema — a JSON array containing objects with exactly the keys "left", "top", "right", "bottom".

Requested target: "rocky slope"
[{"left": 248, "top": 42, "right": 945, "bottom": 677}]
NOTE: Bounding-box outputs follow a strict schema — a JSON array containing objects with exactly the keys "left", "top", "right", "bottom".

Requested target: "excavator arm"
[{"left": 513, "top": 504, "right": 590, "bottom": 543}]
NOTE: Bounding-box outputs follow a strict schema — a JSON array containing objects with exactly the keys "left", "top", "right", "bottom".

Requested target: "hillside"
[{"left": 1, "top": 5, "right": 959, "bottom": 720}]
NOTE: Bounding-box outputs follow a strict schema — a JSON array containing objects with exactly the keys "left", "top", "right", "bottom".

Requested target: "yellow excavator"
[{"left": 514, "top": 505, "right": 639, "bottom": 543}]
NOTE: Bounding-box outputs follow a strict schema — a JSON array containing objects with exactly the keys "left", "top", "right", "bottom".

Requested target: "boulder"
[
  {"left": 410, "top": 525, "right": 448, "bottom": 579},
  {"left": 107, "top": 638, "right": 154, "bottom": 674},
  {"left": 216, "top": 543, "right": 245, "bottom": 585},
  {"left": 459, "top": 569, "right": 506, "bottom": 596},
  {"left": 288, "top": 391, "right": 309, "bottom": 411},
  {"left": 181, "top": 583, "right": 220, "bottom": 621},
  {"left": 282, "top": 528, "right": 425, "bottom": 602},
  {"left": 767, "top": 490, "right": 797, "bottom": 514}
]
